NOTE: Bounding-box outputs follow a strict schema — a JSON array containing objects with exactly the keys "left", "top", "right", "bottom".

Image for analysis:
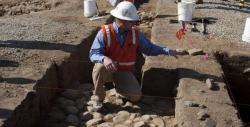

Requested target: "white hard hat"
[{"left": 110, "top": 1, "right": 139, "bottom": 21}]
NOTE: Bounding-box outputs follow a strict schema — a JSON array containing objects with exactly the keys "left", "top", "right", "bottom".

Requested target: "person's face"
[{"left": 119, "top": 19, "right": 137, "bottom": 31}]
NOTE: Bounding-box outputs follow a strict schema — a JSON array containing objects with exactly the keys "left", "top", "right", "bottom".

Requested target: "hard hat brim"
[{"left": 110, "top": 9, "right": 139, "bottom": 21}]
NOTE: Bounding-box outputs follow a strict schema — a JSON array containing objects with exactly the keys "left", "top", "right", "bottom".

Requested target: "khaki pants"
[{"left": 92, "top": 63, "right": 142, "bottom": 103}]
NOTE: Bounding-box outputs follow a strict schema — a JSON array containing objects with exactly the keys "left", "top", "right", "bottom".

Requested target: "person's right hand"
[
  {"left": 168, "top": 49, "right": 178, "bottom": 59},
  {"left": 103, "top": 56, "right": 117, "bottom": 72}
]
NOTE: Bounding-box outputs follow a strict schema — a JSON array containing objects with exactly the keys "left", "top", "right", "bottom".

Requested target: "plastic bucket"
[
  {"left": 242, "top": 17, "right": 250, "bottom": 43},
  {"left": 84, "top": 0, "right": 97, "bottom": 18},
  {"left": 178, "top": 1, "right": 195, "bottom": 22}
]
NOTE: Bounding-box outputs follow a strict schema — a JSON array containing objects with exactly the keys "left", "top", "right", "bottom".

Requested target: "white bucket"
[
  {"left": 84, "top": 0, "right": 98, "bottom": 18},
  {"left": 178, "top": 1, "right": 195, "bottom": 22},
  {"left": 242, "top": 17, "right": 250, "bottom": 43}
]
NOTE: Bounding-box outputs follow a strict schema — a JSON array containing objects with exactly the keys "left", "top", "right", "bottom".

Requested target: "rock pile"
[{"left": 42, "top": 83, "right": 176, "bottom": 127}]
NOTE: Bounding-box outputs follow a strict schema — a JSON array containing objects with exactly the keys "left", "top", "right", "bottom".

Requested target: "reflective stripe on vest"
[
  {"left": 103, "top": 25, "right": 136, "bottom": 47},
  {"left": 132, "top": 29, "right": 136, "bottom": 45},
  {"left": 104, "top": 25, "right": 111, "bottom": 47}
]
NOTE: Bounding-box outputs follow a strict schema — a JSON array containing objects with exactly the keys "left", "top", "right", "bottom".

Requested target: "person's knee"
[
  {"left": 93, "top": 63, "right": 106, "bottom": 73},
  {"left": 129, "top": 92, "right": 142, "bottom": 103},
  {"left": 92, "top": 63, "right": 110, "bottom": 81}
]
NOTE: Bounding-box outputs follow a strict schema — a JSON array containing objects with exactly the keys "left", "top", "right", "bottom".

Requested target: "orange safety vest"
[{"left": 101, "top": 24, "right": 139, "bottom": 72}]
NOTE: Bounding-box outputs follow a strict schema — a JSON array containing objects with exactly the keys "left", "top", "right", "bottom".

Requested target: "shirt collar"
[{"left": 113, "top": 22, "right": 127, "bottom": 34}]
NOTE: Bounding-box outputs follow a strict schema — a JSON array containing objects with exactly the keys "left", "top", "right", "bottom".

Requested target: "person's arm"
[
  {"left": 89, "top": 30, "right": 105, "bottom": 63},
  {"left": 89, "top": 30, "right": 118, "bottom": 72},
  {"left": 138, "top": 32, "right": 172, "bottom": 56}
]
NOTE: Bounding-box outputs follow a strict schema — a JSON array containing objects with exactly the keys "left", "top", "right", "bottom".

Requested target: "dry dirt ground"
[
  {"left": 0, "top": 0, "right": 112, "bottom": 125},
  {"left": 0, "top": 0, "right": 155, "bottom": 126},
  {"left": 143, "top": 0, "right": 250, "bottom": 126}
]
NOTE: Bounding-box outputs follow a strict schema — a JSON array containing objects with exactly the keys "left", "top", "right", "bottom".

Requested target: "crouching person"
[{"left": 89, "top": 1, "right": 181, "bottom": 110}]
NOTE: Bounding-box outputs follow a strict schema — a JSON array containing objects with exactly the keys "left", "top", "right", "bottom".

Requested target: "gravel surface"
[
  {"left": 195, "top": 0, "right": 250, "bottom": 43},
  {"left": 0, "top": 0, "right": 50, "bottom": 16}
]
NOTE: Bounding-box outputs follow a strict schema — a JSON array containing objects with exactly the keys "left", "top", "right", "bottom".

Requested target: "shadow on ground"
[
  {"left": 0, "top": 40, "right": 76, "bottom": 53},
  {"left": 142, "top": 67, "right": 222, "bottom": 97},
  {"left": 0, "top": 60, "right": 19, "bottom": 67},
  {"left": 0, "top": 77, "right": 36, "bottom": 84},
  {"left": 0, "top": 108, "right": 12, "bottom": 119}
]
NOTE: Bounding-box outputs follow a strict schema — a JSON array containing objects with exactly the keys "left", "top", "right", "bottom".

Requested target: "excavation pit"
[{"left": 216, "top": 52, "right": 250, "bottom": 125}]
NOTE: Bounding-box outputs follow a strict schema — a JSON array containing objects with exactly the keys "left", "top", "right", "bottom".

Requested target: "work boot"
[
  {"left": 92, "top": 101, "right": 103, "bottom": 112},
  {"left": 89, "top": 95, "right": 103, "bottom": 112}
]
